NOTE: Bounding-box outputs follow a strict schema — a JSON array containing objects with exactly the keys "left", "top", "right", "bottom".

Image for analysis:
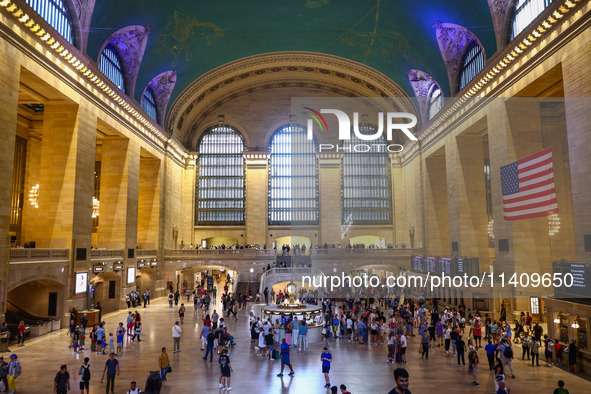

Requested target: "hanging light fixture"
[
  {"left": 553, "top": 318, "right": 560, "bottom": 324},
  {"left": 92, "top": 197, "right": 100, "bottom": 218},
  {"left": 548, "top": 214, "right": 561, "bottom": 236},
  {"left": 28, "top": 184, "right": 39, "bottom": 208},
  {"left": 572, "top": 319, "right": 580, "bottom": 329}
]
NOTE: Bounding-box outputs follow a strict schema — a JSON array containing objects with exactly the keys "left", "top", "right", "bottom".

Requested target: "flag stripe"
[
  {"left": 518, "top": 177, "right": 555, "bottom": 193},
  {"left": 518, "top": 157, "right": 553, "bottom": 175},
  {"left": 504, "top": 207, "right": 559, "bottom": 221},
  {"left": 517, "top": 148, "right": 552, "bottom": 165},
  {"left": 503, "top": 198, "right": 557, "bottom": 212},
  {"left": 502, "top": 188, "right": 556, "bottom": 205},
  {"left": 519, "top": 166, "right": 553, "bottom": 184}
]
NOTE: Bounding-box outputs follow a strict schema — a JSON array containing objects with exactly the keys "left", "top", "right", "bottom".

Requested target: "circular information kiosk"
[{"left": 260, "top": 283, "right": 323, "bottom": 344}]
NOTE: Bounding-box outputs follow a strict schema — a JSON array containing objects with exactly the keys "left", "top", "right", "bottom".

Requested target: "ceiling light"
[{"left": 553, "top": 318, "right": 560, "bottom": 323}]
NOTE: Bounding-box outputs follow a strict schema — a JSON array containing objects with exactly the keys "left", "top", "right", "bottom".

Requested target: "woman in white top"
[{"left": 258, "top": 330, "right": 267, "bottom": 356}]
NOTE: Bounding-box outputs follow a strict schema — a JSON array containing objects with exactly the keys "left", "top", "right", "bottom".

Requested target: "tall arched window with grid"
[
  {"left": 341, "top": 124, "right": 392, "bottom": 225},
  {"left": 195, "top": 125, "right": 245, "bottom": 225},
  {"left": 141, "top": 87, "right": 158, "bottom": 122},
  {"left": 268, "top": 124, "right": 319, "bottom": 226},
  {"left": 24, "top": 0, "right": 75, "bottom": 46},
  {"left": 510, "top": 0, "right": 553, "bottom": 41},
  {"left": 427, "top": 84, "right": 444, "bottom": 121},
  {"left": 99, "top": 44, "right": 125, "bottom": 93},
  {"left": 459, "top": 41, "right": 485, "bottom": 91}
]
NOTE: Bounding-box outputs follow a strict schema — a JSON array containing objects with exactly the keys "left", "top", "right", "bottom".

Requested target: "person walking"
[
  {"left": 100, "top": 353, "right": 119, "bottom": 394},
  {"left": 78, "top": 357, "right": 90, "bottom": 394},
  {"left": 456, "top": 335, "right": 466, "bottom": 366},
  {"left": 469, "top": 348, "right": 480, "bottom": 387},
  {"left": 420, "top": 331, "right": 429, "bottom": 359},
  {"left": 16, "top": 322, "right": 25, "bottom": 348},
  {"left": 498, "top": 339, "right": 515, "bottom": 378},
  {"left": 485, "top": 340, "right": 496, "bottom": 370},
  {"left": 277, "top": 338, "right": 294, "bottom": 377},
  {"left": 218, "top": 349, "right": 233, "bottom": 391},
  {"left": 320, "top": 347, "right": 332, "bottom": 389},
  {"left": 298, "top": 321, "right": 308, "bottom": 350},
  {"left": 158, "top": 347, "right": 170, "bottom": 382},
  {"left": 178, "top": 304, "right": 185, "bottom": 324},
  {"left": 204, "top": 330, "right": 215, "bottom": 362},
  {"left": 8, "top": 354, "right": 20, "bottom": 394},
  {"left": 54, "top": 365, "right": 70, "bottom": 394},
  {"left": 529, "top": 338, "right": 541, "bottom": 366},
  {"left": 172, "top": 322, "right": 182, "bottom": 353}
]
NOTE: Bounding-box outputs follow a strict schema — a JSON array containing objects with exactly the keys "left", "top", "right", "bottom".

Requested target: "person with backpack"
[
  {"left": 54, "top": 365, "right": 70, "bottom": 394},
  {"left": 126, "top": 381, "right": 141, "bottom": 394},
  {"left": 218, "top": 348, "right": 233, "bottom": 391},
  {"left": 498, "top": 339, "right": 515, "bottom": 378},
  {"left": 553, "top": 380, "right": 569, "bottom": 394},
  {"left": 101, "top": 353, "right": 120, "bottom": 394},
  {"left": 78, "top": 358, "right": 90, "bottom": 394}
]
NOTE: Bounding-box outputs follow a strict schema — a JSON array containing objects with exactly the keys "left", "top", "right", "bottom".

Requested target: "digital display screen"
[
  {"left": 127, "top": 267, "right": 136, "bottom": 284},
  {"left": 75, "top": 272, "right": 87, "bottom": 294},
  {"left": 553, "top": 261, "right": 590, "bottom": 298}
]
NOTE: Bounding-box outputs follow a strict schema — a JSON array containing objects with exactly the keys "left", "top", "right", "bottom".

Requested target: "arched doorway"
[
  {"left": 136, "top": 267, "right": 155, "bottom": 294},
  {"left": 7, "top": 279, "right": 65, "bottom": 322},
  {"left": 89, "top": 272, "right": 121, "bottom": 313}
]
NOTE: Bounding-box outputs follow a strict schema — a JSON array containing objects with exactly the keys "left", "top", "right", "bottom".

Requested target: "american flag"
[{"left": 500, "top": 147, "right": 558, "bottom": 221}]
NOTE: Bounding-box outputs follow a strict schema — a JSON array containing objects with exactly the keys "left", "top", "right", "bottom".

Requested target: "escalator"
[{"left": 5, "top": 300, "right": 52, "bottom": 326}]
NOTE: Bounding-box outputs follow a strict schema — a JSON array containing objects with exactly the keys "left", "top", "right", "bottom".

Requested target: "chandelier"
[
  {"left": 92, "top": 197, "right": 100, "bottom": 218},
  {"left": 28, "top": 184, "right": 39, "bottom": 208},
  {"left": 548, "top": 214, "right": 560, "bottom": 236},
  {"left": 487, "top": 219, "right": 494, "bottom": 240}
]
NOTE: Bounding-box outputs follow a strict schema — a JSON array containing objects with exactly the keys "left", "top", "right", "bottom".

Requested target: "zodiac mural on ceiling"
[{"left": 155, "top": 11, "right": 224, "bottom": 66}]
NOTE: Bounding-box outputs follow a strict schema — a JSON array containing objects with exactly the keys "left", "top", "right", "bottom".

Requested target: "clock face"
[{"left": 287, "top": 282, "right": 297, "bottom": 294}]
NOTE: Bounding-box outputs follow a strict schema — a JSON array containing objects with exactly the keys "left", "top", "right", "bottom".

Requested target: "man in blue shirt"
[
  {"left": 277, "top": 338, "right": 294, "bottom": 377},
  {"left": 96, "top": 324, "right": 105, "bottom": 354},
  {"left": 485, "top": 340, "right": 497, "bottom": 370},
  {"left": 298, "top": 322, "right": 308, "bottom": 350},
  {"left": 101, "top": 353, "right": 119, "bottom": 394},
  {"left": 321, "top": 347, "right": 332, "bottom": 388}
]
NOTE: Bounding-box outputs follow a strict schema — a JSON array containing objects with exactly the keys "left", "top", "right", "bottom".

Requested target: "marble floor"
[{"left": 11, "top": 297, "right": 591, "bottom": 393}]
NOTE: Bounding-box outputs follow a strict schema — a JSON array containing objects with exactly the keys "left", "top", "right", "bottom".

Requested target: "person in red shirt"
[
  {"left": 473, "top": 320, "right": 483, "bottom": 348},
  {"left": 339, "top": 384, "right": 351, "bottom": 394}
]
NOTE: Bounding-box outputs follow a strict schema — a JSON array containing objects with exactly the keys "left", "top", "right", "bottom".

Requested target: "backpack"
[
  {"left": 503, "top": 345, "right": 513, "bottom": 358},
  {"left": 468, "top": 350, "right": 475, "bottom": 364},
  {"left": 82, "top": 365, "right": 90, "bottom": 382}
]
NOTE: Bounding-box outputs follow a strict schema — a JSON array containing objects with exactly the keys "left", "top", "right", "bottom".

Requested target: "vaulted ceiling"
[{"left": 86, "top": 0, "right": 496, "bottom": 109}]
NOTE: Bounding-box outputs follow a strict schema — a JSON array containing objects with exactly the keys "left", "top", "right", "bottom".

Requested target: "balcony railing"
[
  {"left": 9, "top": 248, "right": 69, "bottom": 262},
  {"left": 311, "top": 248, "right": 421, "bottom": 256},
  {"left": 165, "top": 248, "right": 276, "bottom": 258},
  {"left": 90, "top": 249, "right": 124, "bottom": 260},
  {"left": 136, "top": 249, "right": 157, "bottom": 257}
]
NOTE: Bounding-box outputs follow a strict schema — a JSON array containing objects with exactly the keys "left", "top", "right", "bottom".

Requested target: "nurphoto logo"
[{"left": 304, "top": 108, "right": 418, "bottom": 153}]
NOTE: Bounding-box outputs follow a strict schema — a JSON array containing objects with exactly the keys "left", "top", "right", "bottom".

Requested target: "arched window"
[
  {"left": 99, "top": 44, "right": 125, "bottom": 93},
  {"left": 459, "top": 41, "right": 485, "bottom": 91},
  {"left": 510, "top": 0, "right": 553, "bottom": 41},
  {"left": 341, "top": 124, "right": 392, "bottom": 225},
  {"left": 268, "top": 124, "right": 319, "bottom": 225},
  {"left": 141, "top": 87, "right": 158, "bottom": 122},
  {"left": 195, "top": 125, "right": 245, "bottom": 225},
  {"left": 24, "top": 0, "right": 74, "bottom": 45},
  {"left": 427, "top": 84, "right": 444, "bottom": 121}
]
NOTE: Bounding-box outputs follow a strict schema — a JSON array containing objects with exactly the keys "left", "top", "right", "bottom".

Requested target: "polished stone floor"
[{"left": 12, "top": 297, "right": 591, "bottom": 393}]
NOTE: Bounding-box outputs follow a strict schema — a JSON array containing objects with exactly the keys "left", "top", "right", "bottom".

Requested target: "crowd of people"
[{"left": 5, "top": 277, "right": 582, "bottom": 393}]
